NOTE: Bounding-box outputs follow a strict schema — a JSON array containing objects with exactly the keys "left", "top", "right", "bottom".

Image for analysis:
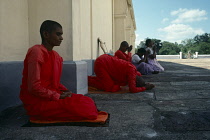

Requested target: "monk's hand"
[
  {"left": 145, "top": 83, "right": 155, "bottom": 90},
  {"left": 59, "top": 91, "right": 72, "bottom": 99},
  {"left": 128, "top": 45, "right": 133, "bottom": 52}
]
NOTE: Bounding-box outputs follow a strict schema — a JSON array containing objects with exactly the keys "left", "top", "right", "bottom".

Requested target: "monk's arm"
[
  {"left": 126, "top": 45, "right": 132, "bottom": 61},
  {"left": 27, "top": 62, "right": 60, "bottom": 101},
  {"left": 127, "top": 52, "right": 132, "bottom": 62},
  {"left": 115, "top": 51, "right": 126, "bottom": 60},
  {"left": 58, "top": 83, "right": 68, "bottom": 91},
  {"left": 115, "top": 51, "right": 131, "bottom": 62}
]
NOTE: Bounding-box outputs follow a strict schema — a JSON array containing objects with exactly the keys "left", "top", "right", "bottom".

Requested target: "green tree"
[
  {"left": 192, "top": 33, "right": 210, "bottom": 54},
  {"left": 194, "top": 33, "right": 210, "bottom": 43},
  {"left": 180, "top": 33, "right": 210, "bottom": 54},
  {"left": 136, "top": 33, "right": 210, "bottom": 55},
  {"left": 195, "top": 42, "right": 210, "bottom": 54},
  {"left": 181, "top": 39, "right": 195, "bottom": 53},
  {"left": 159, "top": 41, "right": 180, "bottom": 55}
]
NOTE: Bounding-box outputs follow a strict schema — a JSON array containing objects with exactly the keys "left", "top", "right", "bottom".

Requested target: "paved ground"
[{"left": 0, "top": 59, "right": 210, "bottom": 140}]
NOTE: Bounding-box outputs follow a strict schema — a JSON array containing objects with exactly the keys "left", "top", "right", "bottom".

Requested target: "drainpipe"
[
  {"left": 112, "top": 0, "right": 114, "bottom": 52},
  {"left": 90, "top": 0, "right": 93, "bottom": 59}
]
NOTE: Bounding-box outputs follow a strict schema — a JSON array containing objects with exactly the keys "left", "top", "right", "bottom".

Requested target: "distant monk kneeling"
[
  {"left": 88, "top": 54, "right": 155, "bottom": 93},
  {"left": 114, "top": 41, "right": 133, "bottom": 62},
  {"left": 20, "top": 20, "right": 98, "bottom": 121}
]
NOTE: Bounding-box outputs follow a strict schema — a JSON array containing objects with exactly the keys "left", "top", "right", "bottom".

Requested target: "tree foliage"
[
  {"left": 159, "top": 41, "right": 181, "bottom": 55},
  {"left": 139, "top": 33, "right": 210, "bottom": 55},
  {"left": 181, "top": 33, "right": 210, "bottom": 54}
]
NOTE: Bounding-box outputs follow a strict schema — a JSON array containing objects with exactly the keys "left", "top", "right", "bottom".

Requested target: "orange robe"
[
  {"left": 114, "top": 50, "right": 132, "bottom": 62},
  {"left": 88, "top": 54, "right": 146, "bottom": 93},
  {"left": 20, "top": 45, "right": 98, "bottom": 121}
]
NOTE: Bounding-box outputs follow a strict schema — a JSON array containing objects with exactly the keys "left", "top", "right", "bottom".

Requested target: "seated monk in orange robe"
[
  {"left": 114, "top": 41, "right": 133, "bottom": 62},
  {"left": 20, "top": 20, "right": 98, "bottom": 121},
  {"left": 88, "top": 54, "right": 155, "bottom": 93}
]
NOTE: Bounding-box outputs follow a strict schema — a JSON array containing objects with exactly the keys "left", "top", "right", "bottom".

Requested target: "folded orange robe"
[
  {"left": 88, "top": 54, "right": 146, "bottom": 93},
  {"left": 30, "top": 111, "right": 108, "bottom": 124},
  {"left": 20, "top": 45, "right": 98, "bottom": 121},
  {"left": 114, "top": 50, "right": 132, "bottom": 62}
]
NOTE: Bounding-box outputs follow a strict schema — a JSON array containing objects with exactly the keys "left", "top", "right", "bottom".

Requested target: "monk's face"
[
  {"left": 121, "top": 44, "right": 129, "bottom": 52},
  {"left": 46, "top": 27, "right": 63, "bottom": 46},
  {"left": 121, "top": 46, "right": 127, "bottom": 52},
  {"left": 148, "top": 41, "right": 154, "bottom": 47}
]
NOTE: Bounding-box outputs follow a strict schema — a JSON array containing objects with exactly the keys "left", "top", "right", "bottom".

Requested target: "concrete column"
[
  {"left": 28, "top": 0, "right": 73, "bottom": 61},
  {"left": 72, "top": 0, "right": 82, "bottom": 61},
  {"left": 0, "top": 62, "right": 23, "bottom": 112},
  {"left": 195, "top": 52, "right": 198, "bottom": 58},
  {"left": 114, "top": 16, "right": 126, "bottom": 51},
  {"left": 113, "top": 0, "right": 136, "bottom": 52},
  {"left": 126, "top": 28, "right": 131, "bottom": 44},
  {"left": 180, "top": 52, "right": 183, "bottom": 59},
  {"left": 61, "top": 61, "right": 88, "bottom": 95},
  {"left": 91, "top": 0, "right": 113, "bottom": 59},
  {"left": 0, "top": 0, "right": 29, "bottom": 61}
]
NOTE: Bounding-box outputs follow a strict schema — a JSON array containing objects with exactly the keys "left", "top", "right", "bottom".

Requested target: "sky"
[{"left": 132, "top": 0, "right": 210, "bottom": 47}]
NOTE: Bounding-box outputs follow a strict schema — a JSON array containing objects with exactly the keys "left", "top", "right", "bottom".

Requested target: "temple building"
[{"left": 0, "top": 0, "right": 136, "bottom": 111}]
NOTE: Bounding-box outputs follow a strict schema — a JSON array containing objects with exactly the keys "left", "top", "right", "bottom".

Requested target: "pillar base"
[{"left": 61, "top": 61, "right": 88, "bottom": 95}]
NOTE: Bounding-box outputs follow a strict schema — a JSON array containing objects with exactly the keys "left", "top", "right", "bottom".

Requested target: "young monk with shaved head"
[
  {"left": 114, "top": 41, "right": 133, "bottom": 62},
  {"left": 20, "top": 20, "right": 98, "bottom": 121}
]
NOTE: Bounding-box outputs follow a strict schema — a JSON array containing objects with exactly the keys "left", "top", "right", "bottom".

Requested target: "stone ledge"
[
  {"left": 0, "top": 60, "right": 88, "bottom": 112},
  {"left": 62, "top": 61, "right": 88, "bottom": 94},
  {"left": 82, "top": 59, "right": 95, "bottom": 76},
  {"left": 0, "top": 61, "right": 23, "bottom": 112}
]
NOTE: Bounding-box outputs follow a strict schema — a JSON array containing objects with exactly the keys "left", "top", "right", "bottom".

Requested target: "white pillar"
[
  {"left": 180, "top": 52, "right": 182, "bottom": 59},
  {"left": 195, "top": 52, "right": 198, "bottom": 58}
]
